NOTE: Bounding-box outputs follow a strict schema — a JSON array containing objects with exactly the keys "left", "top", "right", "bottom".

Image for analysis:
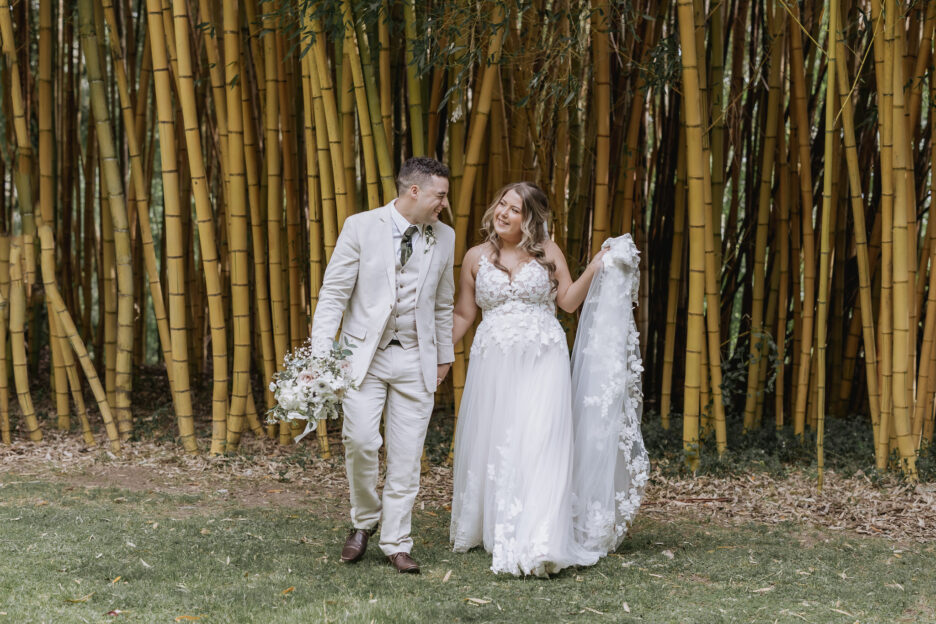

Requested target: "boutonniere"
[{"left": 423, "top": 225, "right": 437, "bottom": 252}]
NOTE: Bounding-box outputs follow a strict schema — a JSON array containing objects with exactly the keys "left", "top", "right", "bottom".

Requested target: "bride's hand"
[
  {"left": 436, "top": 363, "right": 452, "bottom": 388},
  {"left": 587, "top": 249, "right": 608, "bottom": 272}
]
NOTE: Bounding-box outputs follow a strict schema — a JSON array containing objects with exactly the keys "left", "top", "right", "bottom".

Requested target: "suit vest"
[{"left": 379, "top": 237, "right": 422, "bottom": 349}]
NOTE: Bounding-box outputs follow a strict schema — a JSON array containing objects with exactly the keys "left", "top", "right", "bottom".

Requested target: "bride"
[{"left": 449, "top": 182, "right": 617, "bottom": 576}]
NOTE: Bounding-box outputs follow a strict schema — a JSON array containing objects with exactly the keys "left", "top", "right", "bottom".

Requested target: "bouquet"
[{"left": 265, "top": 337, "right": 358, "bottom": 442}]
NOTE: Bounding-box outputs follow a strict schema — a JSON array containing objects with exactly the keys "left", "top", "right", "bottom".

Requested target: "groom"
[{"left": 310, "top": 157, "right": 455, "bottom": 573}]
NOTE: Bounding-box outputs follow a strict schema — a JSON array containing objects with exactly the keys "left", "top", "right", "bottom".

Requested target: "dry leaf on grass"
[{"left": 65, "top": 592, "right": 94, "bottom": 603}]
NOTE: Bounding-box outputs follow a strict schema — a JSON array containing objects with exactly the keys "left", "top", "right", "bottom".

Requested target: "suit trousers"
[{"left": 341, "top": 344, "right": 434, "bottom": 555}]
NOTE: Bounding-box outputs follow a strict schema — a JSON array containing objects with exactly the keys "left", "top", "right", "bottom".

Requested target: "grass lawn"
[{"left": 1, "top": 475, "right": 933, "bottom": 624}]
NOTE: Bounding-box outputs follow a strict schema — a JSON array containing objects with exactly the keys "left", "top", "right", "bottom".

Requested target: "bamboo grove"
[{"left": 0, "top": 0, "right": 934, "bottom": 481}]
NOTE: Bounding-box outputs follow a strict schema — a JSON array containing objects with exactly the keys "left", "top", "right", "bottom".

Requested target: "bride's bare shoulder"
[
  {"left": 464, "top": 243, "right": 492, "bottom": 262},
  {"left": 462, "top": 243, "right": 490, "bottom": 276},
  {"left": 543, "top": 239, "right": 564, "bottom": 260}
]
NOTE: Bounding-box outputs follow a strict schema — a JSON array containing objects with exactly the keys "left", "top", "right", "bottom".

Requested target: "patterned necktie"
[{"left": 400, "top": 225, "right": 418, "bottom": 266}]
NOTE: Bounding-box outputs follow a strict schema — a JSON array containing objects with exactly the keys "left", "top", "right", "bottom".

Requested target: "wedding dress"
[
  {"left": 450, "top": 254, "right": 603, "bottom": 576},
  {"left": 450, "top": 236, "right": 648, "bottom": 575}
]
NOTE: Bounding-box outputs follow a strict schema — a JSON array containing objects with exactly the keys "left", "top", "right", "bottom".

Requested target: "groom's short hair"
[{"left": 397, "top": 157, "right": 450, "bottom": 195}]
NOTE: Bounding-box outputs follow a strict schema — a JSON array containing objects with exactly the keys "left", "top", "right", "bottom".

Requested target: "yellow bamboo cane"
[
  {"left": 661, "top": 124, "right": 687, "bottom": 431},
  {"left": 0, "top": 235, "right": 9, "bottom": 444},
  {"left": 38, "top": 226, "right": 120, "bottom": 452},
  {"left": 348, "top": 1, "right": 395, "bottom": 200},
  {"left": 676, "top": 0, "right": 708, "bottom": 471},
  {"left": 816, "top": 0, "right": 839, "bottom": 490},
  {"left": 591, "top": 2, "right": 611, "bottom": 254},
  {"left": 454, "top": 4, "right": 507, "bottom": 260},
  {"left": 834, "top": 30, "right": 882, "bottom": 451},
  {"left": 309, "top": 16, "right": 350, "bottom": 227},
  {"left": 224, "top": 0, "right": 253, "bottom": 448},
  {"left": 263, "top": 28, "right": 296, "bottom": 445},
  {"left": 403, "top": 0, "right": 425, "bottom": 155},
  {"left": 379, "top": 1, "right": 392, "bottom": 150},
  {"left": 239, "top": 56, "right": 277, "bottom": 426},
  {"left": 99, "top": 2, "right": 176, "bottom": 395},
  {"left": 790, "top": 0, "right": 818, "bottom": 439},
  {"left": 338, "top": 0, "right": 380, "bottom": 208},
  {"left": 264, "top": 11, "right": 290, "bottom": 392},
  {"left": 870, "top": 0, "right": 895, "bottom": 468},
  {"left": 37, "top": 0, "right": 70, "bottom": 429},
  {"left": 145, "top": 0, "right": 198, "bottom": 452},
  {"left": 0, "top": 0, "right": 37, "bottom": 290},
  {"left": 79, "top": 0, "right": 135, "bottom": 439},
  {"left": 302, "top": 49, "right": 323, "bottom": 317},
  {"left": 172, "top": 0, "right": 230, "bottom": 455},
  {"left": 9, "top": 244, "right": 41, "bottom": 441},
  {"left": 337, "top": 52, "right": 358, "bottom": 215},
  {"left": 776, "top": 105, "right": 790, "bottom": 429},
  {"left": 306, "top": 46, "right": 340, "bottom": 262},
  {"left": 886, "top": 0, "right": 918, "bottom": 478},
  {"left": 276, "top": 31, "right": 304, "bottom": 352}
]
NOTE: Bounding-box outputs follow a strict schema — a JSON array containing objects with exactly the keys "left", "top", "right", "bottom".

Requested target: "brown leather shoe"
[
  {"left": 340, "top": 529, "right": 370, "bottom": 563},
  {"left": 387, "top": 552, "right": 420, "bottom": 574}
]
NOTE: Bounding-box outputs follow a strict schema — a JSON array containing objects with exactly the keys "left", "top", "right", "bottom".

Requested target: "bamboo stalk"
[
  {"left": 0, "top": 236, "right": 8, "bottom": 444},
  {"left": 590, "top": 1, "right": 611, "bottom": 255},
  {"left": 886, "top": 0, "right": 918, "bottom": 478},
  {"left": 676, "top": 0, "right": 708, "bottom": 471},
  {"left": 240, "top": 48, "right": 277, "bottom": 428},
  {"left": 816, "top": 0, "right": 838, "bottom": 491},
  {"left": 790, "top": 0, "right": 818, "bottom": 439},
  {"left": 172, "top": 0, "right": 230, "bottom": 455},
  {"left": 309, "top": 16, "right": 350, "bottom": 227},
  {"left": 145, "top": 0, "right": 197, "bottom": 452},
  {"left": 79, "top": 0, "right": 135, "bottom": 439},
  {"left": 834, "top": 28, "right": 882, "bottom": 452},
  {"left": 338, "top": 0, "right": 379, "bottom": 208},
  {"left": 9, "top": 244, "right": 41, "bottom": 441},
  {"left": 223, "top": 0, "right": 253, "bottom": 448},
  {"left": 38, "top": 225, "right": 120, "bottom": 452},
  {"left": 403, "top": 0, "right": 425, "bottom": 155}
]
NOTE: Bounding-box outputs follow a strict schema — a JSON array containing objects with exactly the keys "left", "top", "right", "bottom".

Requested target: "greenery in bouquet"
[{"left": 265, "top": 337, "right": 357, "bottom": 441}]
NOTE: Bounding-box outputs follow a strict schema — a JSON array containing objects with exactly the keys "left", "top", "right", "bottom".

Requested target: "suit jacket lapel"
[
  {"left": 377, "top": 205, "right": 396, "bottom": 292},
  {"left": 415, "top": 227, "right": 435, "bottom": 299}
]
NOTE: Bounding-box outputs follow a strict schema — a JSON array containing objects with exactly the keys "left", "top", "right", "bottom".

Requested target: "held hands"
[{"left": 436, "top": 363, "right": 452, "bottom": 388}]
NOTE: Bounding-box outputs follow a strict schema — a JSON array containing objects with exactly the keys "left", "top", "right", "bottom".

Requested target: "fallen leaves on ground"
[{"left": 3, "top": 429, "right": 935, "bottom": 543}]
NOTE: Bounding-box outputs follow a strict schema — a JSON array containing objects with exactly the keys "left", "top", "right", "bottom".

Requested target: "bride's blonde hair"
[{"left": 480, "top": 182, "right": 557, "bottom": 291}]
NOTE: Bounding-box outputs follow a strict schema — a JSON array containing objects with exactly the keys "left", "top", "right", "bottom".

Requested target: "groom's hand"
[{"left": 436, "top": 363, "right": 452, "bottom": 388}]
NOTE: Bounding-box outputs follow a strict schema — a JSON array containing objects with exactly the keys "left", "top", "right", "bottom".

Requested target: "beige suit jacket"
[{"left": 310, "top": 202, "right": 455, "bottom": 392}]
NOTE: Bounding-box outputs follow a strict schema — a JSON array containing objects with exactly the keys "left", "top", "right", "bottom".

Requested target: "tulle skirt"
[{"left": 450, "top": 339, "right": 602, "bottom": 576}]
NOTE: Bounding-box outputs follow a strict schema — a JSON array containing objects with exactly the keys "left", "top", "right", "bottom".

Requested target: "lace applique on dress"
[{"left": 470, "top": 255, "right": 566, "bottom": 358}]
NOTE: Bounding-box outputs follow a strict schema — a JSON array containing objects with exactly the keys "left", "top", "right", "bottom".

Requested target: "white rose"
[{"left": 278, "top": 388, "right": 301, "bottom": 410}]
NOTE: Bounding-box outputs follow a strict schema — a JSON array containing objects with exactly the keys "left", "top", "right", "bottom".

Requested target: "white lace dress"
[{"left": 450, "top": 255, "right": 603, "bottom": 576}]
